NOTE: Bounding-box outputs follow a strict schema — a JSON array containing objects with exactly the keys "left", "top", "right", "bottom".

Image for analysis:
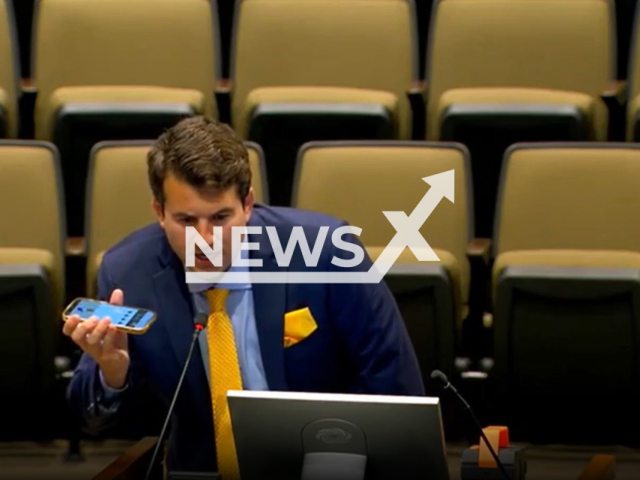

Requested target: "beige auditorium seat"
[
  {"left": 0, "top": 141, "right": 64, "bottom": 440},
  {"left": 426, "top": 0, "right": 617, "bottom": 237},
  {"left": 427, "top": 0, "right": 614, "bottom": 142},
  {"left": 85, "top": 140, "right": 268, "bottom": 296},
  {"left": 292, "top": 141, "right": 475, "bottom": 379},
  {"left": 491, "top": 143, "right": 640, "bottom": 440},
  {"left": 230, "top": 0, "right": 419, "bottom": 206},
  {"left": 85, "top": 141, "right": 156, "bottom": 297},
  {"left": 0, "top": 141, "right": 65, "bottom": 313},
  {"left": 32, "top": 0, "right": 220, "bottom": 236},
  {"left": 0, "top": 0, "right": 19, "bottom": 138}
]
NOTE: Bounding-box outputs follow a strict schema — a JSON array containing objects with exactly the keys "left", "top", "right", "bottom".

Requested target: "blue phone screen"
[{"left": 69, "top": 299, "right": 154, "bottom": 329}]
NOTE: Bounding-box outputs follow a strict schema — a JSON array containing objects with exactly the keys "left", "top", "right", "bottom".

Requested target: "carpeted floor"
[
  {"left": 0, "top": 439, "right": 130, "bottom": 480},
  {"left": 0, "top": 440, "right": 639, "bottom": 480}
]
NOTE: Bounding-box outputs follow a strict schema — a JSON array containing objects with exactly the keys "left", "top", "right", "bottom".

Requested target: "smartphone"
[{"left": 62, "top": 298, "right": 157, "bottom": 335}]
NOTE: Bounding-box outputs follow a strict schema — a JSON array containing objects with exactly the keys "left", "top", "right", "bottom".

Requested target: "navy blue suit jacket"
[{"left": 68, "top": 205, "right": 424, "bottom": 472}]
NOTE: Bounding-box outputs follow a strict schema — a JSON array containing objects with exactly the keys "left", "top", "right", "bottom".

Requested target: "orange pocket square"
[{"left": 283, "top": 307, "right": 318, "bottom": 348}]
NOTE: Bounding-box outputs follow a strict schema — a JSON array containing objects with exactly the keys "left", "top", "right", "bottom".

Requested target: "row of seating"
[
  {"left": 3, "top": 140, "right": 640, "bottom": 438},
  {"left": 8, "top": 0, "right": 640, "bottom": 82},
  {"left": 2, "top": 0, "right": 630, "bottom": 140},
  {"left": 1, "top": 0, "right": 640, "bottom": 239}
]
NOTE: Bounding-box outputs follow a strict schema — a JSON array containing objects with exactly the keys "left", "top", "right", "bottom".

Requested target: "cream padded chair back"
[
  {"left": 85, "top": 141, "right": 157, "bottom": 297},
  {"left": 33, "top": 0, "right": 219, "bottom": 139},
  {"left": 427, "top": 0, "right": 614, "bottom": 140},
  {"left": 496, "top": 144, "right": 640, "bottom": 255},
  {"left": 293, "top": 141, "right": 472, "bottom": 303},
  {"left": 232, "top": 0, "right": 416, "bottom": 139},
  {"left": 0, "top": 142, "right": 65, "bottom": 310}
]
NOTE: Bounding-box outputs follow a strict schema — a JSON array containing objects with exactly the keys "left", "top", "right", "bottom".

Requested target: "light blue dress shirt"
[{"left": 187, "top": 258, "right": 269, "bottom": 391}]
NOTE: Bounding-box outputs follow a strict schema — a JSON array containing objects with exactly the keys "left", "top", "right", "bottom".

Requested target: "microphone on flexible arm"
[
  {"left": 430, "top": 370, "right": 511, "bottom": 480},
  {"left": 144, "top": 313, "right": 208, "bottom": 480}
]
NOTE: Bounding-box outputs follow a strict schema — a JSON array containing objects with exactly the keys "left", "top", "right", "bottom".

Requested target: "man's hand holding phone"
[{"left": 62, "top": 289, "right": 130, "bottom": 390}]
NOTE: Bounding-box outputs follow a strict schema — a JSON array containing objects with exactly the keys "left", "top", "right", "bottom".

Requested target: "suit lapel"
[
  {"left": 249, "top": 212, "right": 288, "bottom": 391},
  {"left": 153, "top": 237, "right": 209, "bottom": 398}
]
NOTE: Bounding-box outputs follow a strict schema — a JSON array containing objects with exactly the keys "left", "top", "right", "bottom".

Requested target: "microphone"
[
  {"left": 430, "top": 370, "right": 511, "bottom": 480},
  {"left": 144, "top": 313, "right": 208, "bottom": 480}
]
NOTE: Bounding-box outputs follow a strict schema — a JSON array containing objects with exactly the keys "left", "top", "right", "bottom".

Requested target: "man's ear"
[
  {"left": 152, "top": 198, "right": 166, "bottom": 229},
  {"left": 243, "top": 187, "right": 255, "bottom": 223}
]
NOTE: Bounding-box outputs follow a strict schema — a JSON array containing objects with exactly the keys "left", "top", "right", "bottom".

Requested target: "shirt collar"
[{"left": 186, "top": 245, "right": 252, "bottom": 294}]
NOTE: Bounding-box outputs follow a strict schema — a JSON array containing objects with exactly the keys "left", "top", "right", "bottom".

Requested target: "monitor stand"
[
  {"left": 301, "top": 419, "right": 368, "bottom": 480},
  {"left": 301, "top": 452, "right": 367, "bottom": 480}
]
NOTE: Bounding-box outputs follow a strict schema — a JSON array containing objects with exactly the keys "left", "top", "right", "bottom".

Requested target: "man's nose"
[{"left": 196, "top": 219, "right": 214, "bottom": 246}]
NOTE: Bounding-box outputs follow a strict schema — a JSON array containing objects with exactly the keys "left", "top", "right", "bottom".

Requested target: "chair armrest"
[
  {"left": 601, "top": 80, "right": 627, "bottom": 107},
  {"left": 21, "top": 78, "right": 37, "bottom": 95},
  {"left": 467, "top": 237, "right": 492, "bottom": 266},
  {"left": 408, "top": 80, "right": 427, "bottom": 99},
  {"left": 19, "top": 78, "right": 37, "bottom": 138},
  {"left": 577, "top": 455, "right": 615, "bottom": 480},
  {"left": 92, "top": 437, "right": 160, "bottom": 480},
  {"left": 407, "top": 80, "right": 427, "bottom": 140},
  {"left": 601, "top": 81, "right": 627, "bottom": 141},
  {"left": 215, "top": 78, "right": 233, "bottom": 95},
  {"left": 466, "top": 238, "right": 492, "bottom": 330},
  {"left": 215, "top": 79, "right": 233, "bottom": 125},
  {"left": 66, "top": 237, "right": 86, "bottom": 257}
]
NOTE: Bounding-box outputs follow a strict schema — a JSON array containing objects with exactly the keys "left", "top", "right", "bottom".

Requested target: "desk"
[
  {"left": 93, "top": 439, "right": 637, "bottom": 480},
  {"left": 447, "top": 444, "right": 637, "bottom": 480}
]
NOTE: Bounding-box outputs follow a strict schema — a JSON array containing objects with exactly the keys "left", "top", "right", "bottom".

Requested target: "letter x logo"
[{"left": 372, "top": 170, "right": 455, "bottom": 272}]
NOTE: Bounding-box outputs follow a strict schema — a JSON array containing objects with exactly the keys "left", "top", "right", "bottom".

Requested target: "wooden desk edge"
[
  {"left": 577, "top": 454, "right": 616, "bottom": 480},
  {"left": 91, "top": 437, "right": 159, "bottom": 480}
]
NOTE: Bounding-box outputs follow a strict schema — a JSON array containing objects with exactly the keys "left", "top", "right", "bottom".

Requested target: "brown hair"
[{"left": 147, "top": 116, "right": 251, "bottom": 206}]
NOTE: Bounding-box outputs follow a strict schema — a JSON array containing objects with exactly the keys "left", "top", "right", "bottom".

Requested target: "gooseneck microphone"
[
  {"left": 144, "top": 314, "right": 208, "bottom": 480},
  {"left": 430, "top": 370, "right": 511, "bottom": 480}
]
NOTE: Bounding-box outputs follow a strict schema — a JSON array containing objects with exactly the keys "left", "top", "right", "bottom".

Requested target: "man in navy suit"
[{"left": 64, "top": 117, "right": 424, "bottom": 474}]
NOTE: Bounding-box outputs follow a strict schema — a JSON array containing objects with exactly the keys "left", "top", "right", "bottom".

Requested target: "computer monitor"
[{"left": 228, "top": 391, "right": 450, "bottom": 480}]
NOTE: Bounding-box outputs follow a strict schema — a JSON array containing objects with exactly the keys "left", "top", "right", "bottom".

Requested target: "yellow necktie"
[{"left": 206, "top": 289, "right": 242, "bottom": 480}]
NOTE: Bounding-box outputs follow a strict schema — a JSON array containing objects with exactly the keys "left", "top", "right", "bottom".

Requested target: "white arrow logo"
[
  {"left": 185, "top": 170, "right": 454, "bottom": 284},
  {"left": 370, "top": 169, "right": 455, "bottom": 280}
]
